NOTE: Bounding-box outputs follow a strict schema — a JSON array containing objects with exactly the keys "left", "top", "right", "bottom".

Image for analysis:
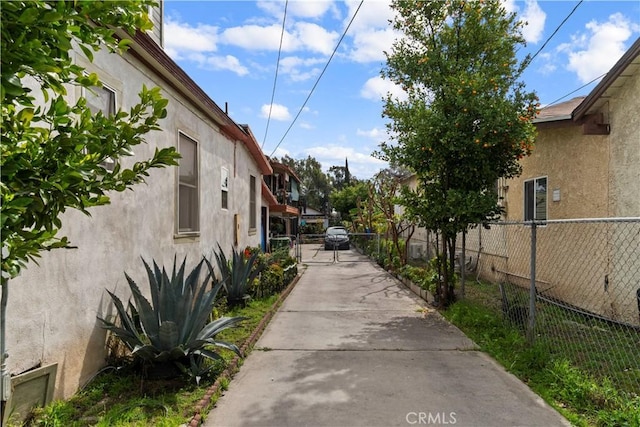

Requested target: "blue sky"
[{"left": 163, "top": 0, "right": 640, "bottom": 179}]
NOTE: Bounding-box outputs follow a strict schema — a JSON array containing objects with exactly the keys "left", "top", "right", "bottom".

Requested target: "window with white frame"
[
  {"left": 524, "top": 177, "right": 547, "bottom": 221},
  {"left": 249, "top": 175, "right": 257, "bottom": 230},
  {"left": 85, "top": 83, "right": 117, "bottom": 170},
  {"left": 85, "top": 83, "right": 116, "bottom": 117},
  {"left": 221, "top": 167, "right": 229, "bottom": 210},
  {"left": 178, "top": 133, "right": 199, "bottom": 233}
]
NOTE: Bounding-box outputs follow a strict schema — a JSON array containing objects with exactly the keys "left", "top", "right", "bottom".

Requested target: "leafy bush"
[
  {"left": 252, "top": 264, "right": 284, "bottom": 299},
  {"left": 98, "top": 256, "right": 244, "bottom": 381}
]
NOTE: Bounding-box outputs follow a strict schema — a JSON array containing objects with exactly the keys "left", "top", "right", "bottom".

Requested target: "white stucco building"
[{"left": 5, "top": 4, "right": 273, "bottom": 414}]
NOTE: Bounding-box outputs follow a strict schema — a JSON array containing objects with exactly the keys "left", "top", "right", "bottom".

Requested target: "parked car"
[{"left": 324, "top": 226, "right": 350, "bottom": 250}]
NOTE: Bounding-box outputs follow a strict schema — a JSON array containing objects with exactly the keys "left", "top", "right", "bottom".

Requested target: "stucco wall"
[
  {"left": 7, "top": 46, "right": 262, "bottom": 399},
  {"left": 608, "top": 69, "right": 640, "bottom": 217},
  {"left": 505, "top": 124, "right": 610, "bottom": 221},
  {"left": 494, "top": 71, "right": 640, "bottom": 325}
]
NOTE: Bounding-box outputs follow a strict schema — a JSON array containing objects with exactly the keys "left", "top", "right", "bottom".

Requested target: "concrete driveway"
[{"left": 203, "top": 245, "right": 569, "bottom": 427}]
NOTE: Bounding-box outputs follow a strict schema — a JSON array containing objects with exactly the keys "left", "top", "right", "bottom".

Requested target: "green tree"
[
  {"left": 1, "top": 0, "right": 180, "bottom": 279},
  {"left": 329, "top": 181, "right": 369, "bottom": 223},
  {"left": 276, "top": 155, "right": 331, "bottom": 213},
  {"left": 378, "top": 0, "right": 538, "bottom": 306},
  {"left": 370, "top": 169, "right": 415, "bottom": 266}
]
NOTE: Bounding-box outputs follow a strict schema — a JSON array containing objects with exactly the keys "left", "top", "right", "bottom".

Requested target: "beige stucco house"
[
  {"left": 471, "top": 37, "right": 640, "bottom": 325},
  {"left": 5, "top": 5, "right": 273, "bottom": 415},
  {"left": 398, "top": 39, "right": 639, "bottom": 326},
  {"left": 504, "top": 38, "right": 640, "bottom": 221}
]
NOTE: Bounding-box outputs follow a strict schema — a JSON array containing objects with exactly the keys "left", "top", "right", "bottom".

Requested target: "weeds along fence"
[{"left": 457, "top": 217, "right": 640, "bottom": 395}]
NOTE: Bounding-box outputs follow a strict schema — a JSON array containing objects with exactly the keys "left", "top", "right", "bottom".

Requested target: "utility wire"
[
  {"left": 544, "top": 72, "right": 606, "bottom": 107},
  {"left": 262, "top": 0, "right": 288, "bottom": 149},
  {"left": 269, "top": 0, "right": 364, "bottom": 157},
  {"left": 524, "top": 0, "right": 583, "bottom": 69}
]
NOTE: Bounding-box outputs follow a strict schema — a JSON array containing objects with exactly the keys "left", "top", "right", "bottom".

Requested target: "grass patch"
[
  {"left": 443, "top": 280, "right": 640, "bottom": 426},
  {"left": 17, "top": 295, "right": 282, "bottom": 427}
]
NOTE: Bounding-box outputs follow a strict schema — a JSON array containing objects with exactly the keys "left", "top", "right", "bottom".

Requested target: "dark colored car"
[{"left": 324, "top": 227, "right": 350, "bottom": 250}]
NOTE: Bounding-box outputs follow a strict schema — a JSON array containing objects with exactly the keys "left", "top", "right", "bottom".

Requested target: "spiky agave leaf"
[
  {"left": 214, "top": 245, "right": 264, "bottom": 304},
  {"left": 142, "top": 257, "right": 161, "bottom": 318},
  {"left": 126, "top": 272, "right": 159, "bottom": 343},
  {"left": 202, "top": 339, "right": 242, "bottom": 357},
  {"left": 99, "top": 254, "right": 246, "bottom": 379},
  {"left": 181, "top": 258, "right": 223, "bottom": 344},
  {"left": 158, "top": 321, "right": 179, "bottom": 350},
  {"left": 98, "top": 290, "right": 145, "bottom": 348}
]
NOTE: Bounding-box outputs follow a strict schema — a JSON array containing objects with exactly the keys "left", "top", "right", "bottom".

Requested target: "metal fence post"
[
  {"left": 527, "top": 222, "right": 537, "bottom": 344},
  {"left": 460, "top": 231, "right": 466, "bottom": 299}
]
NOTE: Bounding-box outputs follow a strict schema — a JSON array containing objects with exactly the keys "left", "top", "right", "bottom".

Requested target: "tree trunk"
[{"left": 438, "top": 232, "right": 457, "bottom": 308}]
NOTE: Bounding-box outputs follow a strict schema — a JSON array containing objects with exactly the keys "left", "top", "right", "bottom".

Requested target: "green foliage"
[
  {"left": 379, "top": 0, "right": 538, "bottom": 306},
  {"left": 329, "top": 181, "right": 370, "bottom": 223},
  {"left": 98, "top": 257, "right": 244, "bottom": 380},
  {"left": 276, "top": 154, "right": 331, "bottom": 211},
  {"left": 214, "top": 245, "right": 265, "bottom": 308},
  {"left": 443, "top": 282, "right": 640, "bottom": 425},
  {"left": 25, "top": 294, "right": 282, "bottom": 426},
  {"left": 1, "top": 0, "right": 180, "bottom": 278},
  {"left": 253, "top": 264, "right": 284, "bottom": 299}
]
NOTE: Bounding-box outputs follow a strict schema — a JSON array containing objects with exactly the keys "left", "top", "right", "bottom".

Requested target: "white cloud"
[
  {"left": 290, "top": 1, "right": 339, "bottom": 19},
  {"left": 361, "top": 76, "right": 407, "bottom": 102},
  {"left": 260, "top": 103, "right": 292, "bottom": 121},
  {"left": 279, "top": 56, "right": 325, "bottom": 81},
  {"left": 257, "top": 1, "right": 338, "bottom": 20},
  {"left": 501, "top": 0, "right": 546, "bottom": 44},
  {"left": 271, "top": 146, "right": 291, "bottom": 159},
  {"left": 293, "top": 22, "right": 339, "bottom": 55},
  {"left": 561, "top": 13, "right": 639, "bottom": 83},
  {"left": 345, "top": 0, "right": 394, "bottom": 33},
  {"left": 222, "top": 24, "right": 296, "bottom": 51},
  {"left": 300, "top": 122, "right": 315, "bottom": 130},
  {"left": 163, "top": 18, "right": 249, "bottom": 76},
  {"left": 357, "top": 127, "right": 385, "bottom": 140},
  {"left": 349, "top": 28, "right": 396, "bottom": 63},
  {"left": 304, "top": 144, "right": 387, "bottom": 178},
  {"left": 220, "top": 22, "right": 337, "bottom": 55},
  {"left": 202, "top": 55, "right": 249, "bottom": 76},
  {"left": 520, "top": 0, "right": 546, "bottom": 44},
  {"left": 343, "top": 0, "right": 397, "bottom": 63},
  {"left": 164, "top": 18, "right": 218, "bottom": 58}
]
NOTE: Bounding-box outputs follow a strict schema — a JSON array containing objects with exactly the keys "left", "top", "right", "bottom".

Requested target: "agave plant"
[
  {"left": 98, "top": 256, "right": 244, "bottom": 380},
  {"left": 213, "top": 244, "right": 264, "bottom": 308}
]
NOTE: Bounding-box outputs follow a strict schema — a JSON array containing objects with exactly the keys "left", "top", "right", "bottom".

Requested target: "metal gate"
[{"left": 295, "top": 232, "right": 381, "bottom": 265}]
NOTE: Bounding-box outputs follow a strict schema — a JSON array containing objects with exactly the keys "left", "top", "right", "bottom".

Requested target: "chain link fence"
[{"left": 458, "top": 218, "right": 640, "bottom": 395}]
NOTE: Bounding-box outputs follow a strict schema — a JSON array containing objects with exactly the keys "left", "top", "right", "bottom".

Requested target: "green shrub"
[
  {"left": 214, "top": 244, "right": 264, "bottom": 308},
  {"left": 253, "top": 264, "right": 283, "bottom": 298},
  {"left": 98, "top": 256, "right": 244, "bottom": 381}
]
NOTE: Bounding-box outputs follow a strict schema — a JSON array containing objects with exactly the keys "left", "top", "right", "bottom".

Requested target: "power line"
[
  {"left": 544, "top": 72, "right": 606, "bottom": 107},
  {"left": 262, "top": 0, "right": 288, "bottom": 149},
  {"left": 524, "top": 0, "right": 583, "bottom": 69},
  {"left": 268, "top": 0, "right": 364, "bottom": 157}
]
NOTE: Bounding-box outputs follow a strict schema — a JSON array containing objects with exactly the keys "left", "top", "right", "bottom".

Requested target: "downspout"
[{"left": 1, "top": 278, "right": 10, "bottom": 423}]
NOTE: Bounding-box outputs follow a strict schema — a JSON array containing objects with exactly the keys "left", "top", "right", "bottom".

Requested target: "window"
[
  {"left": 249, "top": 175, "right": 257, "bottom": 230},
  {"left": 524, "top": 177, "right": 547, "bottom": 221},
  {"left": 178, "top": 133, "right": 199, "bottom": 233},
  {"left": 85, "top": 84, "right": 116, "bottom": 117},
  {"left": 85, "top": 83, "right": 117, "bottom": 170},
  {"left": 221, "top": 167, "right": 229, "bottom": 210}
]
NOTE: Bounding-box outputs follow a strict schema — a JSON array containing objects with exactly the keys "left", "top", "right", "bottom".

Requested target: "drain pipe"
[{"left": 1, "top": 278, "right": 9, "bottom": 423}]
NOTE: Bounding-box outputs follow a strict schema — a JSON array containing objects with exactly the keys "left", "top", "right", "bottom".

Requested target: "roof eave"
[
  {"left": 120, "top": 30, "right": 272, "bottom": 175},
  {"left": 573, "top": 37, "right": 640, "bottom": 121},
  {"left": 533, "top": 115, "right": 572, "bottom": 124}
]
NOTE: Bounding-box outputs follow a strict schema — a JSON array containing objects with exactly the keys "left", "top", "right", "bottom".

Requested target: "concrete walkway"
[{"left": 203, "top": 245, "right": 569, "bottom": 427}]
